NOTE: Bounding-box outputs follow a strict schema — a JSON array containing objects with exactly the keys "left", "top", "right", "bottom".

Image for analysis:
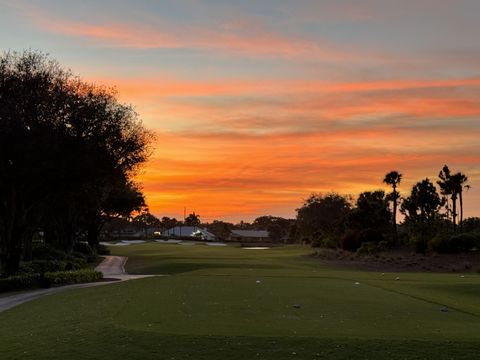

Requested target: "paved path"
[{"left": 0, "top": 256, "right": 153, "bottom": 313}]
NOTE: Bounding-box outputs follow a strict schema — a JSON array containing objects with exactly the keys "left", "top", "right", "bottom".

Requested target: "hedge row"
[
  {"left": 17, "top": 259, "right": 88, "bottom": 275},
  {"left": 44, "top": 269, "right": 103, "bottom": 286},
  {"left": 0, "top": 269, "right": 103, "bottom": 293}
]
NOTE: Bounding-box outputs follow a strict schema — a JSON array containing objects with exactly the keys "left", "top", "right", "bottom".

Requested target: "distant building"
[
  {"left": 161, "top": 226, "right": 216, "bottom": 241},
  {"left": 108, "top": 226, "right": 143, "bottom": 240},
  {"left": 229, "top": 230, "right": 269, "bottom": 242}
]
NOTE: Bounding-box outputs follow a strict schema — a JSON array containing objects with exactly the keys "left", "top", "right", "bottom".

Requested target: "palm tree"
[
  {"left": 437, "top": 165, "right": 453, "bottom": 225},
  {"left": 452, "top": 172, "right": 469, "bottom": 232},
  {"left": 438, "top": 166, "right": 469, "bottom": 233},
  {"left": 383, "top": 171, "right": 402, "bottom": 243}
]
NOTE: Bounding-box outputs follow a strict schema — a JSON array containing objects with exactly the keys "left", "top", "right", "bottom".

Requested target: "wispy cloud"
[{"left": 14, "top": 2, "right": 355, "bottom": 60}]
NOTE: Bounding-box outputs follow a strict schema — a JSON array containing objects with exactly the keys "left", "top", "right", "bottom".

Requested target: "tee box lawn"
[{"left": 1, "top": 242, "right": 480, "bottom": 359}]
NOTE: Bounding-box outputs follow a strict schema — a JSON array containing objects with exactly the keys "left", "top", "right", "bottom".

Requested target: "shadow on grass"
[
  {"left": 6, "top": 327, "right": 480, "bottom": 360},
  {"left": 129, "top": 262, "right": 282, "bottom": 275}
]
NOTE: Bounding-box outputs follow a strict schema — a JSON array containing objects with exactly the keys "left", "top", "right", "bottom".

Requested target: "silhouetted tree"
[
  {"left": 401, "top": 178, "right": 444, "bottom": 253},
  {"left": 383, "top": 171, "right": 402, "bottom": 243},
  {"left": 252, "top": 215, "right": 294, "bottom": 242},
  {"left": 452, "top": 172, "right": 469, "bottom": 232},
  {"left": 437, "top": 165, "right": 456, "bottom": 231},
  {"left": 160, "top": 217, "right": 179, "bottom": 230},
  {"left": 296, "top": 193, "right": 351, "bottom": 247},
  {"left": 206, "top": 220, "right": 233, "bottom": 241},
  {"left": 184, "top": 212, "right": 201, "bottom": 227},
  {"left": 267, "top": 223, "right": 283, "bottom": 242},
  {"left": 133, "top": 211, "right": 161, "bottom": 238},
  {"left": 0, "top": 50, "right": 151, "bottom": 274},
  {"left": 348, "top": 190, "right": 391, "bottom": 232},
  {"left": 437, "top": 166, "right": 469, "bottom": 233},
  {"left": 461, "top": 217, "right": 480, "bottom": 233}
]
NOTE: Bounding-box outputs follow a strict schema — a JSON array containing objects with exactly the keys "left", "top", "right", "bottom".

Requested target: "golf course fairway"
[{"left": 1, "top": 243, "right": 480, "bottom": 359}]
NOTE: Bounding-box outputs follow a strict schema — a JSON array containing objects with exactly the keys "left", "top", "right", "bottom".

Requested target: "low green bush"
[
  {"left": 356, "top": 242, "right": 378, "bottom": 255},
  {"left": 0, "top": 274, "right": 40, "bottom": 292},
  {"left": 17, "top": 258, "right": 88, "bottom": 275},
  {"left": 0, "top": 269, "right": 103, "bottom": 293},
  {"left": 43, "top": 269, "right": 103, "bottom": 286}
]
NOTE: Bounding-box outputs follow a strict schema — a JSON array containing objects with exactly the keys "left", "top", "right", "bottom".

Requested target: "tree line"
[
  {"left": 111, "top": 167, "right": 476, "bottom": 253},
  {"left": 296, "top": 168, "right": 477, "bottom": 254},
  {"left": 0, "top": 51, "right": 151, "bottom": 275}
]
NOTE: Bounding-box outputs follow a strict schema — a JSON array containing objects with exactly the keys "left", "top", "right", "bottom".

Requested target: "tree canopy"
[{"left": 0, "top": 50, "right": 152, "bottom": 274}]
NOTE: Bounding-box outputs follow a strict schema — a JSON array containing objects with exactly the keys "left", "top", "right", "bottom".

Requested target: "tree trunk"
[
  {"left": 1, "top": 185, "right": 23, "bottom": 275},
  {"left": 459, "top": 190, "right": 463, "bottom": 232},
  {"left": 87, "top": 224, "right": 100, "bottom": 247},
  {"left": 392, "top": 186, "right": 398, "bottom": 244},
  {"left": 87, "top": 216, "right": 105, "bottom": 247},
  {"left": 452, "top": 193, "right": 457, "bottom": 233}
]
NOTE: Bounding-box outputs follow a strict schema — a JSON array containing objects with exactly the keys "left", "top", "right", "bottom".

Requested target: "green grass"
[{"left": 1, "top": 242, "right": 480, "bottom": 359}]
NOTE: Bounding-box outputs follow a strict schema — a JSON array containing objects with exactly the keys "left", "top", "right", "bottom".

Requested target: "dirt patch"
[{"left": 310, "top": 248, "right": 480, "bottom": 273}]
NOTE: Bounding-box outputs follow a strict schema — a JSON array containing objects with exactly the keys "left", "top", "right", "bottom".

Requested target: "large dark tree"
[
  {"left": 206, "top": 220, "right": 233, "bottom": 241},
  {"left": 252, "top": 215, "right": 295, "bottom": 243},
  {"left": 0, "top": 51, "right": 151, "bottom": 274},
  {"left": 296, "top": 193, "right": 351, "bottom": 247},
  {"left": 401, "top": 178, "right": 444, "bottom": 253},
  {"left": 348, "top": 190, "right": 391, "bottom": 232},
  {"left": 437, "top": 165, "right": 469, "bottom": 233}
]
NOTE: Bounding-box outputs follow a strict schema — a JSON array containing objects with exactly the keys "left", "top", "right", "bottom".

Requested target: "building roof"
[{"left": 231, "top": 230, "right": 269, "bottom": 238}]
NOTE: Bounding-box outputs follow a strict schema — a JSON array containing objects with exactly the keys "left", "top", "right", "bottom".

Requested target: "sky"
[{"left": 1, "top": 0, "right": 479, "bottom": 222}]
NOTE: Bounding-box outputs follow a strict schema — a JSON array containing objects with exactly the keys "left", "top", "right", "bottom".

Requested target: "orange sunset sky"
[{"left": 1, "top": 0, "right": 479, "bottom": 222}]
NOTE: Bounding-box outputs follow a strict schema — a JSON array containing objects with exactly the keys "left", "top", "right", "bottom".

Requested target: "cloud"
[
  {"left": 104, "top": 75, "right": 480, "bottom": 136},
  {"left": 137, "top": 127, "right": 480, "bottom": 221},
  {"left": 15, "top": 3, "right": 355, "bottom": 60}
]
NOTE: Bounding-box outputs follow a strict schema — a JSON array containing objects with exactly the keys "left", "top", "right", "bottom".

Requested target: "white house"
[{"left": 161, "top": 226, "right": 216, "bottom": 241}]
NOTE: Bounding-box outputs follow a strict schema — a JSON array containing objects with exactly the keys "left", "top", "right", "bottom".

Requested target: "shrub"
[
  {"left": 430, "top": 232, "right": 480, "bottom": 253},
  {"left": 340, "top": 229, "right": 384, "bottom": 252},
  {"left": 356, "top": 242, "right": 378, "bottom": 255},
  {"left": 340, "top": 232, "right": 360, "bottom": 252},
  {"left": 43, "top": 269, "right": 103, "bottom": 286},
  {"left": 16, "top": 258, "right": 88, "bottom": 276},
  {"left": 1, "top": 268, "right": 103, "bottom": 293},
  {"left": 0, "top": 274, "right": 40, "bottom": 292}
]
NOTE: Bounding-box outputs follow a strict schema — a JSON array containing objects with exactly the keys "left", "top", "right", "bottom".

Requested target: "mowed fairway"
[{"left": 1, "top": 243, "right": 480, "bottom": 359}]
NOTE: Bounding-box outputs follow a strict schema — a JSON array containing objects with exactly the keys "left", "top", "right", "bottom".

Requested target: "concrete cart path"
[{"left": 0, "top": 256, "right": 154, "bottom": 313}]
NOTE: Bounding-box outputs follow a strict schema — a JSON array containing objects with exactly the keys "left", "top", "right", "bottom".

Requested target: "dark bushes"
[
  {"left": 340, "top": 229, "right": 384, "bottom": 252},
  {"left": 16, "top": 259, "right": 88, "bottom": 276},
  {"left": 0, "top": 274, "right": 39, "bottom": 292},
  {"left": 430, "top": 232, "right": 480, "bottom": 253},
  {"left": 43, "top": 269, "right": 103, "bottom": 286},
  {"left": 0, "top": 269, "right": 103, "bottom": 293}
]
